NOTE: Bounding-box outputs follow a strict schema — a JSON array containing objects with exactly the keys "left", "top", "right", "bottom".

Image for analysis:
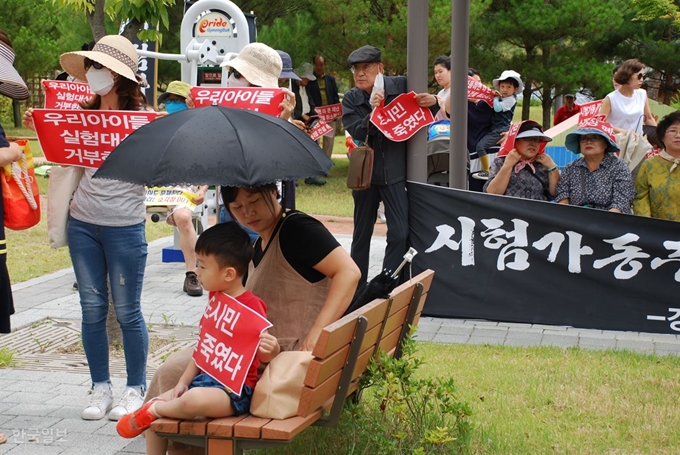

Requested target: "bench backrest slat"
[{"left": 311, "top": 298, "right": 389, "bottom": 360}]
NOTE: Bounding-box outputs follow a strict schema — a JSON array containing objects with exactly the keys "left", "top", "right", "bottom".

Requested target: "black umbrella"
[
  {"left": 343, "top": 248, "right": 418, "bottom": 316},
  {"left": 93, "top": 105, "right": 333, "bottom": 187}
]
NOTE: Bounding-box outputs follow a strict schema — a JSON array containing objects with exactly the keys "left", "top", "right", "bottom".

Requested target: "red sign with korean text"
[
  {"left": 42, "top": 80, "right": 95, "bottom": 110},
  {"left": 309, "top": 119, "right": 334, "bottom": 141},
  {"left": 578, "top": 100, "right": 603, "bottom": 120},
  {"left": 314, "top": 103, "right": 343, "bottom": 122},
  {"left": 370, "top": 91, "right": 435, "bottom": 142},
  {"left": 190, "top": 87, "right": 285, "bottom": 116},
  {"left": 467, "top": 76, "right": 497, "bottom": 107},
  {"left": 32, "top": 109, "right": 157, "bottom": 168},
  {"left": 193, "top": 291, "right": 272, "bottom": 395}
]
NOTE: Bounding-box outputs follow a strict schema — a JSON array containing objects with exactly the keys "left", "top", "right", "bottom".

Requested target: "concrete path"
[{"left": 0, "top": 233, "right": 678, "bottom": 454}]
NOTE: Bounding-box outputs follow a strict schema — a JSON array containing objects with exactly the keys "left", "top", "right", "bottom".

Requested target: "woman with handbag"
[
  {"left": 143, "top": 183, "right": 360, "bottom": 455},
  {"left": 24, "top": 35, "right": 152, "bottom": 422},
  {"left": 0, "top": 29, "right": 30, "bottom": 336}
]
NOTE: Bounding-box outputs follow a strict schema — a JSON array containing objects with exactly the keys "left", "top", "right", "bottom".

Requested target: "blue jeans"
[{"left": 68, "top": 217, "right": 149, "bottom": 388}]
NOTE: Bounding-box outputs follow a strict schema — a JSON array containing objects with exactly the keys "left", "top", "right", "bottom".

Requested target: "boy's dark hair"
[
  {"left": 656, "top": 111, "right": 680, "bottom": 149},
  {"left": 500, "top": 78, "right": 519, "bottom": 89},
  {"left": 613, "top": 59, "right": 644, "bottom": 85},
  {"left": 195, "top": 222, "right": 253, "bottom": 276},
  {"left": 433, "top": 55, "right": 451, "bottom": 70},
  {"left": 468, "top": 68, "right": 480, "bottom": 78}
]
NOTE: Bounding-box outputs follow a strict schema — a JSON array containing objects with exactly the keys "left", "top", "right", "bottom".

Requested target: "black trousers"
[{"left": 351, "top": 181, "right": 409, "bottom": 284}]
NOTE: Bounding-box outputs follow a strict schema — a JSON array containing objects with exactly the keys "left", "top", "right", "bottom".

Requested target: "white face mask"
[
  {"left": 227, "top": 72, "right": 251, "bottom": 88},
  {"left": 86, "top": 67, "right": 115, "bottom": 96}
]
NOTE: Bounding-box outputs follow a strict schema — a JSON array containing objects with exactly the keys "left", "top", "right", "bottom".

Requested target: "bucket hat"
[
  {"left": 220, "top": 43, "right": 282, "bottom": 89},
  {"left": 0, "top": 31, "right": 29, "bottom": 100},
  {"left": 296, "top": 62, "right": 316, "bottom": 81},
  {"left": 60, "top": 35, "right": 142, "bottom": 85},
  {"left": 276, "top": 51, "right": 300, "bottom": 81},
  {"left": 158, "top": 81, "right": 191, "bottom": 105},
  {"left": 566, "top": 119, "right": 619, "bottom": 155},
  {"left": 492, "top": 70, "right": 523, "bottom": 94}
]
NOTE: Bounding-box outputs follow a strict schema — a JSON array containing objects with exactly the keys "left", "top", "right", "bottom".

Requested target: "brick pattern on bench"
[{"left": 150, "top": 269, "right": 435, "bottom": 455}]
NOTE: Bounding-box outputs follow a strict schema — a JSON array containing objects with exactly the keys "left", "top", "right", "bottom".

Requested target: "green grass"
[
  {"left": 0, "top": 347, "right": 17, "bottom": 367},
  {"left": 296, "top": 153, "right": 354, "bottom": 217},
  {"left": 257, "top": 342, "right": 680, "bottom": 455}
]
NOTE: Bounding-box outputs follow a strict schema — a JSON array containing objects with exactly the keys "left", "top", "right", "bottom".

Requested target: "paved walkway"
[{"left": 1, "top": 233, "right": 679, "bottom": 454}]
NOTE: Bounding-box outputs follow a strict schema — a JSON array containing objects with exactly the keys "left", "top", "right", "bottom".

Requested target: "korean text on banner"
[
  {"left": 309, "top": 119, "right": 334, "bottom": 141},
  {"left": 369, "top": 91, "right": 435, "bottom": 142},
  {"left": 314, "top": 103, "right": 343, "bottom": 122},
  {"left": 42, "top": 80, "right": 95, "bottom": 110},
  {"left": 145, "top": 187, "right": 198, "bottom": 211},
  {"left": 193, "top": 291, "right": 272, "bottom": 396},
  {"left": 467, "top": 76, "right": 497, "bottom": 107},
  {"left": 190, "top": 87, "right": 285, "bottom": 116},
  {"left": 578, "top": 100, "right": 603, "bottom": 120},
  {"left": 32, "top": 109, "right": 157, "bottom": 168}
]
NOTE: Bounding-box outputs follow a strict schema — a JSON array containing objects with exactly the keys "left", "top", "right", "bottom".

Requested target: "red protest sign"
[
  {"left": 193, "top": 291, "right": 272, "bottom": 395},
  {"left": 467, "top": 76, "right": 497, "bottom": 107},
  {"left": 42, "top": 80, "right": 94, "bottom": 110},
  {"left": 498, "top": 120, "right": 549, "bottom": 157},
  {"left": 191, "top": 87, "right": 285, "bottom": 116},
  {"left": 32, "top": 109, "right": 157, "bottom": 168},
  {"left": 370, "top": 91, "right": 435, "bottom": 142},
  {"left": 578, "top": 100, "right": 603, "bottom": 120},
  {"left": 315, "top": 103, "right": 343, "bottom": 122},
  {"left": 309, "top": 119, "right": 334, "bottom": 141}
]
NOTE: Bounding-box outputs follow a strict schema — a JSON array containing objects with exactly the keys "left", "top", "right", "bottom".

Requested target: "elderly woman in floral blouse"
[
  {"left": 484, "top": 120, "right": 560, "bottom": 200},
  {"left": 633, "top": 111, "right": 680, "bottom": 221},
  {"left": 555, "top": 118, "right": 636, "bottom": 213}
]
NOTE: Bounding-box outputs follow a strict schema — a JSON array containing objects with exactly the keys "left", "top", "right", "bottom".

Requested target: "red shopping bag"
[{"left": 2, "top": 140, "right": 40, "bottom": 230}]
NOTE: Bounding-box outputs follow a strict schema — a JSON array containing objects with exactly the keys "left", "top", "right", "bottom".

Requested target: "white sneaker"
[
  {"left": 108, "top": 386, "right": 145, "bottom": 421},
  {"left": 81, "top": 382, "right": 113, "bottom": 420}
]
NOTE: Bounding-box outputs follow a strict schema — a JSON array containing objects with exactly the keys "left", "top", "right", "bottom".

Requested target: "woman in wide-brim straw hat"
[
  {"left": 219, "top": 42, "right": 296, "bottom": 121},
  {"left": 0, "top": 30, "right": 28, "bottom": 340},
  {"left": 555, "top": 118, "right": 636, "bottom": 213},
  {"left": 24, "top": 35, "right": 152, "bottom": 422}
]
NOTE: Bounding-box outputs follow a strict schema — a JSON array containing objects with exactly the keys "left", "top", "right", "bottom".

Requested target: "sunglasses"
[
  {"left": 637, "top": 73, "right": 645, "bottom": 81},
  {"left": 84, "top": 58, "right": 104, "bottom": 71}
]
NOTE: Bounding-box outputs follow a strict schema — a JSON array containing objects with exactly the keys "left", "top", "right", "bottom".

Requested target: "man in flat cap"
[{"left": 342, "top": 45, "right": 439, "bottom": 286}]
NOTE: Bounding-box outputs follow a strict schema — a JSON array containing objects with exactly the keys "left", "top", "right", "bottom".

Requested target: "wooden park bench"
[{"left": 150, "top": 269, "right": 435, "bottom": 455}]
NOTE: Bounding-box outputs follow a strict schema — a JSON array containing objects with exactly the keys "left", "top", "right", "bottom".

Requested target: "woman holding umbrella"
[{"left": 24, "top": 35, "right": 152, "bottom": 422}]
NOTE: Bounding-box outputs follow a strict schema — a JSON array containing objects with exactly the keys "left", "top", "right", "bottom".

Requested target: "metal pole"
[
  {"left": 406, "top": 0, "right": 429, "bottom": 183},
  {"left": 449, "top": 0, "right": 470, "bottom": 189}
]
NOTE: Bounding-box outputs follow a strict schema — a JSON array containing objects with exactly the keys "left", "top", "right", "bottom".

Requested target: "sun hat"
[
  {"left": 296, "top": 62, "right": 316, "bottom": 81},
  {"left": 0, "top": 31, "right": 29, "bottom": 100},
  {"left": 564, "top": 93, "right": 576, "bottom": 99},
  {"left": 565, "top": 118, "right": 619, "bottom": 155},
  {"left": 515, "top": 128, "right": 552, "bottom": 142},
  {"left": 276, "top": 51, "right": 300, "bottom": 81},
  {"left": 158, "top": 81, "right": 191, "bottom": 105},
  {"left": 59, "top": 35, "right": 142, "bottom": 85},
  {"left": 492, "top": 70, "right": 523, "bottom": 94},
  {"left": 220, "top": 43, "right": 282, "bottom": 89}
]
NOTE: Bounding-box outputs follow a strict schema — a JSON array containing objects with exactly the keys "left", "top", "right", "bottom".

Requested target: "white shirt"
[{"left": 606, "top": 89, "right": 647, "bottom": 134}]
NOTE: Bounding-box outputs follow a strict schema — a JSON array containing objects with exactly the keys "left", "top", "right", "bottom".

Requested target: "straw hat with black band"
[
  {"left": 59, "top": 35, "right": 147, "bottom": 87},
  {"left": 0, "top": 30, "right": 29, "bottom": 100}
]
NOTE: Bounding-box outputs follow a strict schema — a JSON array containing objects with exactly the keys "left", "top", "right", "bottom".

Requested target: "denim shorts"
[{"left": 188, "top": 373, "right": 253, "bottom": 416}]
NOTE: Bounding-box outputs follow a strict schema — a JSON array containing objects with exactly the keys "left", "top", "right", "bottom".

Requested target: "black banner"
[{"left": 407, "top": 182, "right": 680, "bottom": 334}]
